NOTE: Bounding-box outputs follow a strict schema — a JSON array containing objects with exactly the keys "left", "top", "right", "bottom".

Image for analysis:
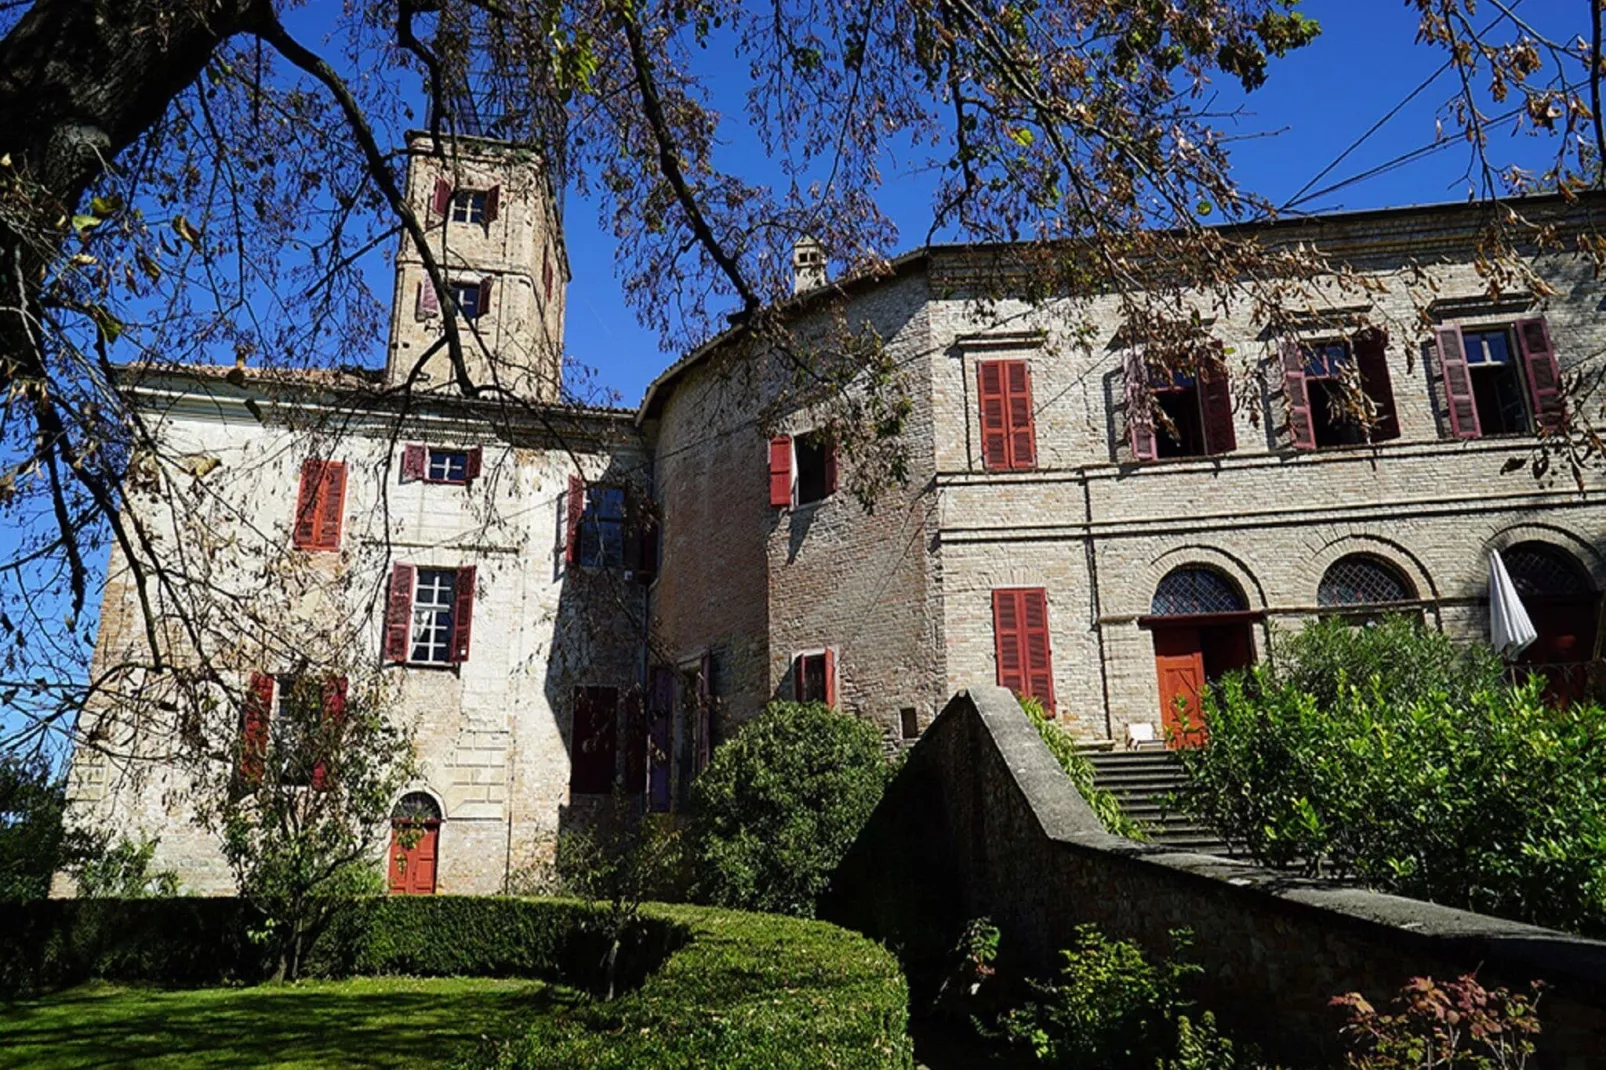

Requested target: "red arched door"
[
  {"left": 387, "top": 792, "right": 441, "bottom": 895},
  {"left": 1505, "top": 543, "right": 1602, "bottom": 705}
]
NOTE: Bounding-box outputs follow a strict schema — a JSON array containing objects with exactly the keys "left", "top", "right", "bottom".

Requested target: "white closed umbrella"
[{"left": 1489, "top": 549, "right": 1538, "bottom": 660}]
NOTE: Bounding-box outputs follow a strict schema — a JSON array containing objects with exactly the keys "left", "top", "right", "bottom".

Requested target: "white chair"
[{"left": 1126, "top": 722, "right": 1162, "bottom": 750}]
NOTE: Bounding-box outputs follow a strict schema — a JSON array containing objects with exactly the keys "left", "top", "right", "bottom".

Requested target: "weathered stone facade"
[{"left": 60, "top": 140, "right": 1606, "bottom": 897}]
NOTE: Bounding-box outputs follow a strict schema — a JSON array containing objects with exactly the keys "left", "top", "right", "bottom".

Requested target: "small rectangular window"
[
  {"left": 1151, "top": 370, "right": 1207, "bottom": 458},
  {"left": 794, "top": 433, "right": 835, "bottom": 506},
  {"left": 1301, "top": 342, "right": 1368, "bottom": 448},
  {"left": 272, "top": 676, "right": 320, "bottom": 787},
  {"left": 1461, "top": 327, "right": 1532, "bottom": 435},
  {"left": 410, "top": 569, "right": 458, "bottom": 665},
  {"left": 448, "top": 280, "right": 483, "bottom": 321},
  {"left": 578, "top": 486, "right": 627, "bottom": 568},
  {"left": 899, "top": 707, "right": 920, "bottom": 740},
  {"left": 449, "top": 190, "right": 486, "bottom": 225},
  {"left": 427, "top": 449, "right": 470, "bottom": 484}
]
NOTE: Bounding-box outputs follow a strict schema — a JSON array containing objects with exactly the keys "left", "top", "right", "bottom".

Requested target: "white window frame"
[
  {"left": 410, "top": 569, "right": 457, "bottom": 665},
  {"left": 449, "top": 190, "right": 487, "bottom": 225}
]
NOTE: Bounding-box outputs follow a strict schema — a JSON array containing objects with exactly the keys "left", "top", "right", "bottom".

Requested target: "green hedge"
[
  {"left": 1, "top": 897, "right": 913, "bottom": 1069},
  {"left": 465, "top": 904, "right": 913, "bottom": 1070}
]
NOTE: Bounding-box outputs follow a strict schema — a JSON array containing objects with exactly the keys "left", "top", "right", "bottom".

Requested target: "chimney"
[{"left": 791, "top": 237, "right": 827, "bottom": 295}]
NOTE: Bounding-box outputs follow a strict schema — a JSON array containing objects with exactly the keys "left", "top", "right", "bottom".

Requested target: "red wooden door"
[
  {"left": 1153, "top": 629, "right": 1208, "bottom": 748},
  {"left": 387, "top": 821, "right": 438, "bottom": 895}
]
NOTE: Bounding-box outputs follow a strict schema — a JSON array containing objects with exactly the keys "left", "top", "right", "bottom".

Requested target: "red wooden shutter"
[
  {"left": 416, "top": 279, "right": 440, "bottom": 320},
  {"left": 565, "top": 476, "right": 584, "bottom": 565},
  {"left": 477, "top": 276, "right": 494, "bottom": 318},
  {"left": 431, "top": 176, "right": 452, "bottom": 217},
  {"left": 1021, "top": 589, "right": 1056, "bottom": 716},
  {"left": 1516, "top": 316, "right": 1563, "bottom": 432},
  {"left": 1005, "top": 361, "right": 1037, "bottom": 469},
  {"left": 292, "top": 459, "right": 323, "bottom": 549},
  {"left": 993, "top": 591, "right": 1026, "bottom": 696},
  {"left": 1124, "top": 352, "right": 1157, "bottom": 461},
  {"left": 240, "top": 671, "right": 274, "bottom": 783},
  {"left": 451, "top": 565, "right": 476, "bottom": 663},
  {"left": 1353, "top": 328, "right": 1400, "bottom": 442},
  {"left": 1281, "top": 339, "right": 1316, "bottom": 450},
  {"left": 311, "top": 676, "right": 346, "bottom": 791},
  {"left": 401, "top": 444, "right": 426, "bottom": 481},
  {"left": 384, "top": 563, "right": 415, "bottom": 663},
  {"left": 823, "top": 648, "right": 838, "bottom": 709},
  {"left": 1198, "top": 348, "right": 1237, "bottom": 455},
  {"left": 977, "top": 362, "right": 1011, "bottom": 470},
  {"left": 464, "top": 447, "right": 483, "bottom": 481},
  {"left": 315, "top": 461, "right": 347, "bottom": 550},
  {"left": 1433, "top": 324, "right": 1480, "bottom": 439},
  {"left": 769, "top": 436, "right": 793, "bottom": 507},
  {"left": 484, "top": 184, "right": 500, "bottom": 224}
]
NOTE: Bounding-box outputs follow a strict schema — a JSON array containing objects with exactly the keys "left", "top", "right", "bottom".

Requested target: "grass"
[{"left": 0, "top": 975, "right": 583, "bottom": 1069}]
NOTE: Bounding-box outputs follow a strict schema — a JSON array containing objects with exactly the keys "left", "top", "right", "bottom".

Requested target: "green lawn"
[{"left": 0, "top": 976, "right": 582, "bottom": 1069}]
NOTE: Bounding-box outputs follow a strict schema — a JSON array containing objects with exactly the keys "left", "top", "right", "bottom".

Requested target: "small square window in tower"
[
  {"left": 1462, "top": 328, "right": 1532, "bottom": 435},
  {"left": 793, "top": 650, "right": 836, "bottom": 706},
  {"left": 793, "top": 432, "right": 837, "bottom": 506},
  {"left": 448, "top": 279, "right": 490, "bottom": 321},
  {"left": 449, "top": 190, "right": 487, "bottom": 225}
]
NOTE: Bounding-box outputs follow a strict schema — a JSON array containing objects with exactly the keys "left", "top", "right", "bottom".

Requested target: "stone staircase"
[{"left": 1085, "top": 750, "right": 1231, "bottom": 856}]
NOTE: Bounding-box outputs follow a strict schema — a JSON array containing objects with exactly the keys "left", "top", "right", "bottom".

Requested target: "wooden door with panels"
[{"left": 1152, "top": 628, "right": 1207, "bottom": 748}]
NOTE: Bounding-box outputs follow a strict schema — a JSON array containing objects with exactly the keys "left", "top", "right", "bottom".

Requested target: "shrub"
[
  {"left": 72, "top": 836, "right": 180, "bottom": 898},
  {"left": 1332, "top": 974, "right": 1542, "bottom": 1069},
  {"left": 1019, "top": 697, "right": 1147, "bottom": 840},
  {"left": 0, "top": 756, "right": 100, "bottom": 901},
  {"left": 1177, "top": 615, "right": 1606, "bottom": 935},
  {"left": 692, "top": 701, "right": 890, "bottom": 917}
]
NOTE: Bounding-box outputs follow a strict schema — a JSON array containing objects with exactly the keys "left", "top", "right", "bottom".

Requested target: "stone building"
[{"left": 59, "top": 131, "right": 1606, "bottom": 895}]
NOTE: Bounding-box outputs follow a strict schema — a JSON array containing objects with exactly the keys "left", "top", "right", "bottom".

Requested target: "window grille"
[
  {"left": 1505, "top": 543, "right": 1590, "bottom": 600},
  {"left": 1151, "top": 567, "right": 1247, "bottom": 616},
  {"left": 410, "top": 569, "right": 457, "bottom": 664},
  {"left": 1318, "top": 555, "right": 1413, "bottom": 607}
]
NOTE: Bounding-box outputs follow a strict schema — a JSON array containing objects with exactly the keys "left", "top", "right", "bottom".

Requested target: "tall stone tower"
[{"left": 386, "top": 133, "right": 568, "bottom": 403}]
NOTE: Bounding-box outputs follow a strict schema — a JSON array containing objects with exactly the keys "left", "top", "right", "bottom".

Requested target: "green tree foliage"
[
  {"left": 72, "top": 835, "right": 179, "bottom": 898},
  {"left": 0, "top": 757, "right": 93, "bottom": 900},
  {"left": 1019, "top": 697, "right": 1147, "bottom": 840},
  {"left": 1177, "top": 615, "right": 1606, "bottom": 935},
  {"left": 692, "top": 701, "right": 890, "bottom": 917}
]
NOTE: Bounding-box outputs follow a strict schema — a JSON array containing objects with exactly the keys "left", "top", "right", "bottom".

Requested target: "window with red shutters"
[
  {"left": 292, "top": 459, "right": 346, "bottom": 551},
  {"left": 1516, "top": 316, "right": 1563, "bottom": 432},
  {"left": 383, "top": 563, "right": 415, "bottom": 663},
  {"left": 769, "top": 436, "right": 793, "bottom": 507},
  {"left": 565, "top": 476, "right": 584, "bottom": 565},
  {"left": 793, "top": 649, "right": 837, "bottom": 707},
  {"left": 992, "top": 588, "right": 1056, "bottom": 715},
  {"left": 976, "top": 360, "right": 1036, "bottom": 470},
  {"left": 310, "top": 676, "right": 347, "bottom": 791},
  {"left": 450, "top": 565, "right": 475, "bottom": 663},
  {"left": 571, "top": 686, "right": 619, "bottom": 794},
  {"left": 239, "top": 671, "right": 274, "bottom": 783}
]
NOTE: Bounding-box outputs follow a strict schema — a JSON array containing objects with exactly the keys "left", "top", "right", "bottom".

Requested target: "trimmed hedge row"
[
  {"left": 0, "top": 897, "right": 913, "bottom": 1069},
  {"left": 465, "top": 904, "right": 914, "bottom": 1070}
]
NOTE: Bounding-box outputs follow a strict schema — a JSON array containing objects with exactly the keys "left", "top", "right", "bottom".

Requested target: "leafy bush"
[
  {"left": 0, "top": 756, "right": 100, "bottom": 901},
  {"left": 996, "top": 925, "right": 1254, "bottom": 1069},
  {"left": 1019, "top": 697, "right": 1147, "bottom": 840},
  {"left": 464, "top": 904, "right": 913, "bottom": 1070},
  {"left": 72, "top": 836, "right": 180, "bottom": 898},
  {"left": 1333, "top": 974, "right": 1542, "bottom": 1069},
  {"left": 1177, "top": 615, "right": 1606, "bottom": 935},
  {"left": 692, "top": 700, "right": 890, "bottom": 917}
]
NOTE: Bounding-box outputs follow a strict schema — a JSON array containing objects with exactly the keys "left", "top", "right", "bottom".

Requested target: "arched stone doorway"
[
  {"left": 388, "top": 792, "right": 442, "bottom": 896},
  {"left": 1503, "top": 542, "right": 1601, "bottom": 704},
  {"left": 1142, "top": 566, "right": 1257, "bottom": 747}
]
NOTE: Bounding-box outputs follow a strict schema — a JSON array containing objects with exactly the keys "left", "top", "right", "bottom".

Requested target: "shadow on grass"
[{"left": 0, "top": 977, "right": 584, "bottom": 1070}]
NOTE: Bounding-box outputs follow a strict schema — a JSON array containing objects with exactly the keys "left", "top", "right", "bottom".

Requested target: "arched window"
[
  {"left": 392, "top": 792, "right": 442, "bottom": 823},
  {"left": 1151, "top": 567, "right": 1247, "bottom": 617},
  {"left": 1318, "top": 554, "right": 1414, "bottom": 608},
  {"left": 1504, "top": 542, "right": 1593, "bottom": 600}
]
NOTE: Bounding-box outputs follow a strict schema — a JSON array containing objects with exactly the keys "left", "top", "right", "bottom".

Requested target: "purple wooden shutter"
[
  {"left": 450, "top": 566, "right": 475, "bottom": 663},
  {"left": 1433, "top": 324, "right": 1480, "bottom": 439},
  {"left": 484, "top": 184, "right": 500, "bottom": 224},
  {"left": 431, "top": 177, "right": 452, "bottom": 217},
  {"left": 415, "top": 280, "right": 440, "bottom": 320},
  {"left": 647, "top": 667, "right": 674, "bottom": 812},
  {"left": 1125, "top": 352, "right": 1157, "bottom": 461},
  {"left": 1353, "top": 328, "right": 1400, "bottom": 442},
  {"left": 401, "top": 444, "right": 426, "bottom": 482},
  {"left": 1515, "top": 317, "right": 1563, "bottom": 432},
  {"left": 477, "top": 276, "right": 493, "bottom": 319},
  {"left": 1199, "top": 347, "right": 1237, "bottom": 455},
  {"left": 384, "top": 564, "right": 415, "bottom": 663},
  {"left": 464, "top": 447, "right": 483, "bottom": 481},
  {"left": 565, "top": 476, "right": 584, "bottom": 565},
  {"left": 1281, "top": 339, "right": 1316, "bottom": 450}
]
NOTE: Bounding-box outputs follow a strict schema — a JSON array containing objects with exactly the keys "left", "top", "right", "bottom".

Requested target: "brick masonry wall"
[{"left": 828, "top": 685, "right": 1606, "bottom": 1067}]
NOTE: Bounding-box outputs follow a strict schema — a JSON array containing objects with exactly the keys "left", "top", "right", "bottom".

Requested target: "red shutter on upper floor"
[
  {"left": 311, "top": 676, "right": 347, "bottom": 791},
  {"left": 769, "top": 436, "right": 793, "bottom": 507},
  {"left": 401, "top": 444, "right": 426, "bottom": 481},
  {"left": 240, "top": 671, "right": 274, "bottom": 783},
  {"left": 1004, "top": 361, "right": 1036, "bottom": 469},
  {"left": 484, "top": 184, "right": 501, "bottom": 224},
  {"left": 1198, "top": 348, "right": 1237, "bottom": 455},
  {"left": 992, "top": 588, "right": 1055, "bottom": 716},
  {"left": 464, "top": 447, "right": 483, "bottom": 481},
  {"left": 315, "top": 462, "right": 347, "bottom": 550},
  {"left": 543, "top": 252, "right": 554, "bottom": 302},
  {"left": 477, "top": 276, "right": 494, "bottom": 318},
  {"left": 292, "top": 460, "right": 323, "bottom": 548},
  {"left": 431, "top": 176, "right": 452, "bottom": 218},
  {"left": 977, "top": 362, "right": 1011, "bottom": 470},
  {"left": 823, "top": 647, "right": 838, "bottom": 709},
  {"left": 1280, "top": 339, "right": 1316, "bottom": 450},
  {"left": 1516, "top": 316, "right": 1563, "bottom": 432},
  {"left": 450, "top": 566, "right": 476, "bottom": 663},
  {"left": 384, "top": 563, "right": 415, "bottom": 663},
  {"left": 1124, "top": 352, "right": 1157, "bottom": 461},
  {"left": 1433, "top": 324, "right": 1480, "bottom": 439},
  {"left": 1353, "top": 328, "right": 1400, "bottom": 443},
  {"left": 565, "top": 476, "right": 584, "bottom": 565},
  {"left": 416, "top": 280, "right": 440, "bottom": 320}
]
